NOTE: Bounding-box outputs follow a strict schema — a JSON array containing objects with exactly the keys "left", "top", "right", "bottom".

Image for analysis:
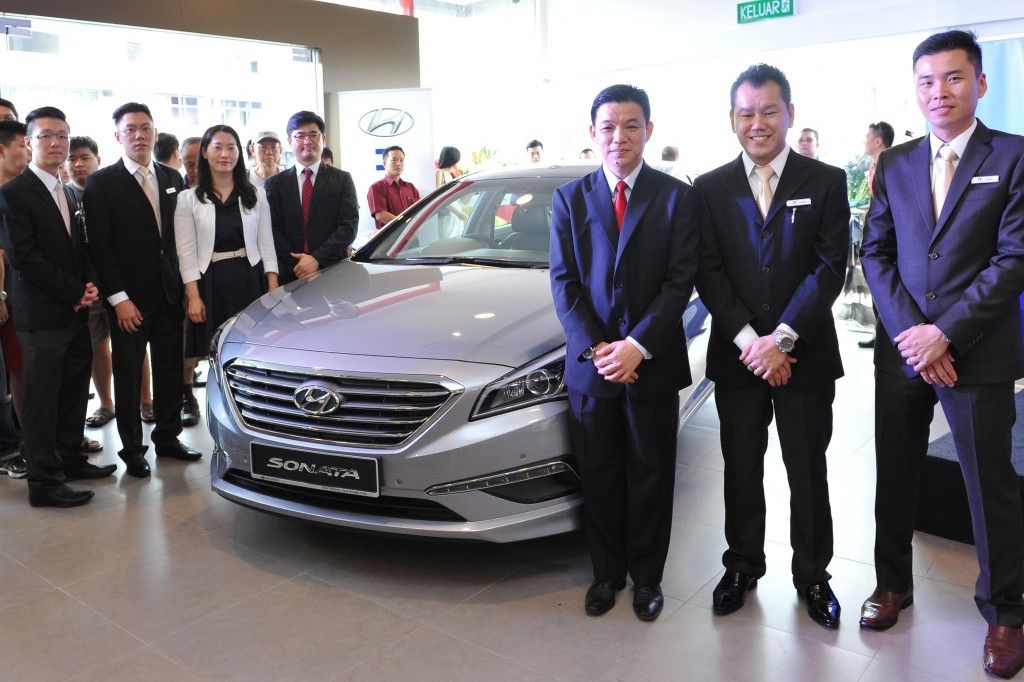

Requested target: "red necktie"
[
  {"left": 301, "top": 168, "right": 313, "bottom": 252},
  {"left": 614, "top": 180, "right": 628, "bottom": 230}
]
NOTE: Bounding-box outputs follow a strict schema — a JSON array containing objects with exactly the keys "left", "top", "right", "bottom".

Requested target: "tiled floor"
[{"left": 0, "top": 332, "right": 1004, "bottom": 681}]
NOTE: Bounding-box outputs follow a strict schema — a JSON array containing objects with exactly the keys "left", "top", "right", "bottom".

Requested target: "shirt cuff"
[
  {"left": 733, "top": 324, "right": 758, "bottom": 351},
  {"left": 626, "top": 336, "right": 652, "bottom": 360},
  {"left": 107, "top": 291, "right": 129, "bottom": 307},
  {"left": 777, "top": 323, "right": 799, "bottom": 341}
]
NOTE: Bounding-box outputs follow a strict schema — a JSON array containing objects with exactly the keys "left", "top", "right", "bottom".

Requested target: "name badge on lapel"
[
  {"left": 165, "top": 187, "right": 177, "bottom": 194},
  {"left": 971, "top": 176, "right": 999, "bottom": 184}
]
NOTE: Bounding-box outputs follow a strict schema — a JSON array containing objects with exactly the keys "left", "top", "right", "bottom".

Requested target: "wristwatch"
[
  {"left": 581, "top": 345, "right": 597, "bottom": 361},
  {"left": 772, "top": 329, "right": 795, "bottom": 353},
  {"left": 0, "top": 291, "right": 8, "bottom": 301}
]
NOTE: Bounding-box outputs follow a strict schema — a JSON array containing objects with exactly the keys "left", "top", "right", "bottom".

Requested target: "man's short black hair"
[
  {"left": 868, "top": 121, "right": 895, "bottom": 149},
  {"left": 382, "top": 145, "right": 404, "bottom": 162},
  {"left": 154, "top": 132, "right": 179, "bottom": 163},
  {"left": 730, "top": 64, "right": 792, "bottom": 109},
  {"left": 590, "top": 84, "right": 651, "bottom": 124},
  {"left": 112, "top": 102, "right": 153, "bottom": 126},
  {"left": 526, "top": 139, "right": 544, "bottom": 150},
  {"left": 913, "top": 29, "right": 983, "bottom": 76},
  {"left": 25, "top": 106, "right": 68, "bottom": 136},
  {"left": 321, "top": 147, "right": 334, "bottom": 162},
  {"left": 69, "top": 135, "right": 99, "bottom": 156},
  {"left": 0, "top": 120, "right": 27, "bottom": 147},
  {"left": 0, "top": 98, "right": 18, "bottom": 120},
  {"left": 286, "top": 111, "right": 325, "bottom": 136}
]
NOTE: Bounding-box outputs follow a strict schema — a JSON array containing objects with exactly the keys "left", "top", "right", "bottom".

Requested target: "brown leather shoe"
[
  {"left": 859, "top": 587, "right": 913, "bottom": 630},
  {"left": 984, "top": 625, "right": 1024, "bottom": 679}
]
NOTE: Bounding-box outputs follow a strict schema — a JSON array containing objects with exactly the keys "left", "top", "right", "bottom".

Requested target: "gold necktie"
[
  {"left": 754, "top": 165, "right": 775, "bottom": 219},
  {"left": 932, "top": 144, "right": 958, "bottom": 220},
  {"left": 136, "top": 168, "right": 161, "bottom": 234},
  {"left": 54, "top": 182, "right": 71, "bottom": 236}
]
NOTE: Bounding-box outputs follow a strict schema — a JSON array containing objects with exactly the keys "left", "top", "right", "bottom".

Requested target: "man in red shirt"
[{"left": 367, "top": 145, "right": 420, "bottom": 229}]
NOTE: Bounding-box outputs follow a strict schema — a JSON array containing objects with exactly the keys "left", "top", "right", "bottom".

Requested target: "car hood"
[{"left": 230, "top": 261, "right": 564, "bottom": 368}]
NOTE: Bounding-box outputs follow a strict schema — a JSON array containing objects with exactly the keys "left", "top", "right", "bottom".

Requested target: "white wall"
[{"left": 419, "top": 0, "right": 1024, "bottom": 173}]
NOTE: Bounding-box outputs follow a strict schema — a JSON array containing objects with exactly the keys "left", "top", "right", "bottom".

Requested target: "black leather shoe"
[
  {"left": 713, "top": 572, "right": 758, "bottom": 615},
  {"left": 155, "top": 442, "right": 203, "bottom": 461},
  {"left": 181, "top": 397, "right": 200, "bottom": 427},
  {"left": 858, "top": 338, "right": 875, "bottom": 348},
  {"left": 799, "top": 580, "right": 841, "bottom": 628},
  {"left": 29, "top": 483, "right": 94, "bottom": 508},
  {"left": 122, "top": 454, "right": 151, "bottom": 478},
  {"left": 63, "top": 460, "right": 117, "bottom": 480},
  {"left": 633, "top": 585, "right": 664, "bottom": 621},
  {"left": 585, "top": 579, "right": 627, "bottom": 616}
]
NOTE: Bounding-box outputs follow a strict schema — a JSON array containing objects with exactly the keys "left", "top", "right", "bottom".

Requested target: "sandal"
[
  {"left": 140, "top": 403, "right": 156, "bottom": 423},
  {"left": 85, "top": 406, "right": 115, "bottom": 428},
  {"left": 78, "top": 437, "right": 103, "bottom": 453}
]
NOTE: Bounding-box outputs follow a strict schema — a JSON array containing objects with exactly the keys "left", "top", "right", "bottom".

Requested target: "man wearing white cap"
[{"left": 248, "top": 130, "right": 282, "bottom": 188}]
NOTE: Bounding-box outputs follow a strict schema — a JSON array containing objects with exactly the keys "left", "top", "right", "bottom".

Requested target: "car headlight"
[
  {"left": 470, "top": 348, "right": 566, "bottom": 420},
  {"left": 207, "top": 315, "right": 237, "bottom": 387}
]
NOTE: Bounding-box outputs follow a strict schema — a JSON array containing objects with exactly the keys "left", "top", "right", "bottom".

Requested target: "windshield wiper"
[{"left": 384, "top": 256, "right": 546, "bottom": 268}]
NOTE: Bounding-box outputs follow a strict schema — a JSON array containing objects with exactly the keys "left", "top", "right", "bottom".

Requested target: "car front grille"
[{"left": 225, "top": 360, "right": 459, "bottom": 447}]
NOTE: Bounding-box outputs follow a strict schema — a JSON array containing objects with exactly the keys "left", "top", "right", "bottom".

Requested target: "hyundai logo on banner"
[{"left": 358, "top": 108, "right": 415, "bottom": 137}]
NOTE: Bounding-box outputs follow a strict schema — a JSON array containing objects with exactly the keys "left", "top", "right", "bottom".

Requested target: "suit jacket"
[
  {"left": 694, "top": 151, "right": 848, "bottom": 387},
  {"left": 0, "top": 167, "right": 93, "bottom": 331},
  {"left": 265, "top": 164, "right": 358, "bottom": 283},
  {"left": 174, "top": 185, "right": 279, "bottom": 283},
  {"left": 862, "top": 120, "right": 1024, "bottom": 383},
  {"left": 84, "top": 158, "right": 184, "bottom": 310},
  {"left": 549, "top": 163, "right": 698, "bottom": 400}
]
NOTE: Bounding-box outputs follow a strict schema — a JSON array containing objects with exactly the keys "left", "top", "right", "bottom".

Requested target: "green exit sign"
[{"left": 738, "top": 0, "right": 794, "bottom": 24}]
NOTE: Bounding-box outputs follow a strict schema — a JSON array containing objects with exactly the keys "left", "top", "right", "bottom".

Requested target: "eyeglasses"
[
  {"left": 34, "top": 133, "right": 70, "bottom": 143},
  {"left": 119, "top": 126, "right": 154, "bottom": 137},
  {"left": 797, "top": 137, "right": 817, "bottom": 143},
  {"left": 291, "top": 132, "right": 322, "bottom": 142}
]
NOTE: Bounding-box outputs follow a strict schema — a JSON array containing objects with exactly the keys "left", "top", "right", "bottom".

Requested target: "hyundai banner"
[{"left": 337, "top": 88, "right": 434, "bottom": 246}]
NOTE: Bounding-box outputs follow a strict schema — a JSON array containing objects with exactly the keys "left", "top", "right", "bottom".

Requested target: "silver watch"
[{"left": 773, "top": 329, "right": 795, "bottom": 353}]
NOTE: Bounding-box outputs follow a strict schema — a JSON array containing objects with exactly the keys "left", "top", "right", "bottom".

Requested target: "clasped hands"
[
  {"left": 740, "top": 335, "right": 797, "bottom": 387},
  {"left": 895, "top": 323, "right": 956, "bottom": 387},
  {"left": 74, "top": 282, "right": 99, "bottom": 313},
  {"left": 592, "top": 340, "right": 642, "bottom": 384}
]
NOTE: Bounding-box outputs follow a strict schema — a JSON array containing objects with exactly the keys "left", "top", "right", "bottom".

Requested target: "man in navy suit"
[
  {"left": 694, "top": 64, "right": 849, "bottom": 628},
  {"left": 86, "top": 102, "right": 201, "bottom": 478},
  {"left": 0, "top": 106, "right": 114, "bottom": 506},
  {"left": 266, "top": 111, "right": 358, "bottom": 285},
  {"left": 549, "top": 84, "right": 698, "bottom": 622},
  {"left": 860, "top": 30, "right": 1024, "bottom": 678}
]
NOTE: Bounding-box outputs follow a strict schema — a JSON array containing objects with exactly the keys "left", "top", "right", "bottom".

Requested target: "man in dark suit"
[
  {"left": 85, "top": 102, "right": 201, "bottom": 478},
  {"left": 549, "top": 84, "right": 697, "bottom": 622},
  {"left": 860, "top": 30, "right": 1024, "bottom": 678},
  {"left": 0, "top": 106, "right": 115, "bottom": 507},
  {"left": 266, "top": 111, "right": 358, "bottom": 285},
  {"left": 694, "top": 64, "right": 849, "bottom": 628}
]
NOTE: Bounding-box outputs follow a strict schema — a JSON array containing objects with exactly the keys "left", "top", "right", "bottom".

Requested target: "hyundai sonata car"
[{"left": 207, "top": 163, "right": 714, "bottom": 542}]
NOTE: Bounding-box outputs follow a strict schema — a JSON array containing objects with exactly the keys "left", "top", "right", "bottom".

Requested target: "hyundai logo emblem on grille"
[
  {"left": 358, "top": 108, "right": 415, "bottom": 137},
  {"left": 294, "top": 381, "right": 345, "bottom": 415}
]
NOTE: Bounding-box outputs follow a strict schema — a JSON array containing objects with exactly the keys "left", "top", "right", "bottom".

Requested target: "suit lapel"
[
  {"left": 22, "top": 167, "right": 65, "bottom": 227},
  {"left": 113, "top": 159, "right": 158, "bottom": 228},
  {"left": 908, "top": 137, "right": 936, "bottom": 231},
  {"left": 616, "top": 164, "right": 657, "bottom": 261},
  {"left": 723, "top": 155, "right": 762, "bottom": 225},
  {"left": 584, "top": 169, "right": 618, "bottom": 249},
  {"left": 309, "top": 165, "right": 331, "bottom": 218},
  {"left": 768, "top": 153, "right": 811, "bottom": 223},
  {"left": 933, "top": 123, "right": 992, "bottom": 241},
  {"left": 279, "top": 167, "right": 302, "bottom": 225}
]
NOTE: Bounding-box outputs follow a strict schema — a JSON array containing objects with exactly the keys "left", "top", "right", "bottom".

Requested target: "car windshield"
[{"left": 360, "top": 176, "right": 565, "bottom": 267}]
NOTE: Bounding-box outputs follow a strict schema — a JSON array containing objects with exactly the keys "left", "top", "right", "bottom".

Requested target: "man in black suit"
[
  {"left": 266, "top": 111, "right": 358, "bottom": 285},
  {"left": 0, "top": 106, "right": 115, "bottom": 507},
  {"left": 860, "top": 31, "right": 1024, "bottom": 678},
  {"left": 85, "top": 102, "right": 201, "bottom": 477},
  {"left": 549, "top": 84, "right": 698, "bottom": 621},
  {"left": 694, "top": 64, "right": 849, "bottom": 628}
]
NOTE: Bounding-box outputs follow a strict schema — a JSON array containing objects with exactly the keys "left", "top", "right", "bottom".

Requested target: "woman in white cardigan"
[{"left": 174, "top": 124, "right": 278, "bottom": 358}]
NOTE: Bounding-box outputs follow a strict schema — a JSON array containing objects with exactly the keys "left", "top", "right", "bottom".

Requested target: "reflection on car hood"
[{"left": 231, "top": 261, "right": 563, "bottom": 368}]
